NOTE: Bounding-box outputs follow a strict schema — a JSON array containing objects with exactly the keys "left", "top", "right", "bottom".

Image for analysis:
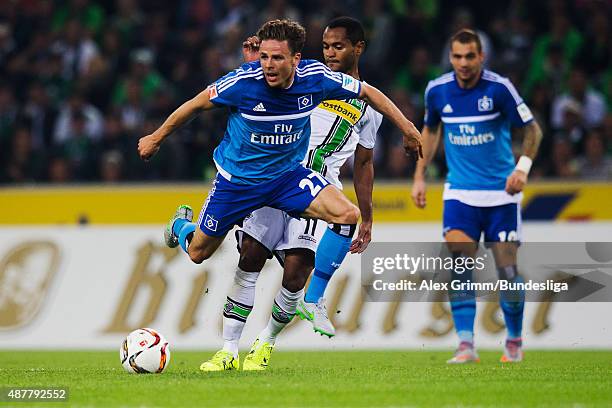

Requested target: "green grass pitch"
[{"left": 1, "top": 350, "right": 611, "bottom": 407}]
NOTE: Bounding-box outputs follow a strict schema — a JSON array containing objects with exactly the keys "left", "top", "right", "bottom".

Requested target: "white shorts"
[{"left": 237, "top": 207, "right": 326, "bottom": 255}]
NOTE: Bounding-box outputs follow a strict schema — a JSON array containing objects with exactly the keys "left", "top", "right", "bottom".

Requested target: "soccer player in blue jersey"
[
  {"left": 198, "top": 17, "right": 382, "bottom": 372},
  {"left": 137, "top": 19, "right": 422, "bottom": 354},
  {"left": 411, "top": 29, "right": 542, "bottom": 363}
]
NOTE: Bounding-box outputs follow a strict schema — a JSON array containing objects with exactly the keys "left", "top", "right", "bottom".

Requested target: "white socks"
[
  {"left": 222, "top": 267, "right": 258, "bottom": 357},
  {"left": 258, "top": 286, "right": 303, "bottom": 345}
]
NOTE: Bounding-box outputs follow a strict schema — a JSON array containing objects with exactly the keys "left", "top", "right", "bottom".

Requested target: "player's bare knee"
[
  {"left": 188, "top": 247, "right": 212, "bottom": 264},
  {"left": 327, "top": 203, "right": 359, "bottom": 224},
  {"left": 445, "top": 230, "right": 477, "bottom": 257},
  {"left": 238, "top": 236, "right": 268, "bottom": 271},
  {"left": 188, "top": 249, "right": 205, "bottom": 264},
  {"left": 238, "top": 249, "right": 266, "bottom": 272},
  {"left": 341, "top": 204, "right": 360, "bottom": 224},
  {"left": 445, "top": 230, "right": 474, "bottom": 243},
  {"left": 491, "top": 242, "right": 518, "bottom": 268}
]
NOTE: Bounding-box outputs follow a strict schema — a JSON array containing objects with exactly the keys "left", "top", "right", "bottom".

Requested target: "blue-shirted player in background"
[
  {"left": 411, "top": 29, "right": 542, "bottom": 363},
  {"left": 137, "top": 20, "right": 422, "bottom": 365}
]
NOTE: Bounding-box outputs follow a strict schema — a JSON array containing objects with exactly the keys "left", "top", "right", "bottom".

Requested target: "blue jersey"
[
  {"left": 208, "top": 59, "right": 362, "bottom": 185},
  {"left": 424, "top": 70, "right": 533, "bottom": 191}
]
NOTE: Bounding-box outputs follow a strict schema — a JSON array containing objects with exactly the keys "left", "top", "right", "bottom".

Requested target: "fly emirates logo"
[
  {"left": 447, "top": 124, "right": 495, "bottom": 146},
  {"left": 251, "top": 124, "right": 303, "bottom": 145}
]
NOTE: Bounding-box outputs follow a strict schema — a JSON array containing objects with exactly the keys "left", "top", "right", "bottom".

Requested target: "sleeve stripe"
[
  {"left": 296, "top": 69, "right": 343, "bottom": 84},
  {"left": 296, "top": 61, "right": 330, "bottom": 73},
  {"left": 217, "top": 72, "right": 264, "bottom": 93},
  {"left": 217, "top": 69, "right": 263, "bottom": 88},
  {"left": 297, "top": 62, "right": 344, "bottom": 82},
  {"left": 295, "top": 68, "right": 335, "bottom": 76},
  {"left": 216, "top": 68, "right": 263, "bottom": 90},
  {"left": 216, "top": 66, "right": 262, "bottom": 84},
  {"left": 424, "top": 73, "right": 454, "bottom": 99},
  {"left": 482, "top": 70, "right": 523, "bottom": 105},
  {"left": 498, "top": 77, "right": 523, "bottom": 105}
]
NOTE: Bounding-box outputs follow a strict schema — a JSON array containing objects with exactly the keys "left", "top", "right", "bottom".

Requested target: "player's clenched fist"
[
  {"left": 138, "top": 134, "right": 161, "bottom": 161},
  {"left": 505, "top": 169, "right": 527, "bottom": 195},
  {"left": 403, "top": 129, "right": 424, "bottom": 162}
]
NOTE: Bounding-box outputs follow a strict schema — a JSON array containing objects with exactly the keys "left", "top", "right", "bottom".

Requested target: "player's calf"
[
  {"left": 296, "top": 184, "right": 358, "bottom": 336},
  {"left": 297, "top": 221, "right": 356, "bottom": 337},
  {"left": 280, "top": 248, "right": 314, "bottom": 292},
  {"left": 304, "top": 222, "right": 357, "bottom": 303},
  {"left": 497, "top": 265, "right": 525, "bottom": 352},
  {"left": 449, "top": 263, "right": 476, "bottom": 345}
]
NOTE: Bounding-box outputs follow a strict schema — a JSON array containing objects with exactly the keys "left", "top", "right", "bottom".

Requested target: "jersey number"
[
  {"left": 304, "top": 219, "right": 318, "bottom": 235},
  {"left": 497, "top": 230, "right": 518, "bottom": 242},
  {"left": 299, "top": 172, "right": 327, "bottom": 197}
]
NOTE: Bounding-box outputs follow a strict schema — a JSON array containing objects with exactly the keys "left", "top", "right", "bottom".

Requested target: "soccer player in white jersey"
[
  {"left": 199, "top": 17, "right": 383, "bottom": 372},
  {"left": 411, "top": 30, "right": 542, "bottom": 363},
  {"left": 137, "top": 19, "right": 421, "bottom": 367}
]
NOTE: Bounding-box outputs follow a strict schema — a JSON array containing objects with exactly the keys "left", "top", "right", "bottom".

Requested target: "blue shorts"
[
  {"left": 443, "top": 199, "right": 521, "bottom": 243},
  {"left": 196, "top": 165, "right": 329, "bottom": 237}
]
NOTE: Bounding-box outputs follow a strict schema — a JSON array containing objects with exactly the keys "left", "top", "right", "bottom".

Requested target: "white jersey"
[{"left": 303, "top": 98, "right": 382, "bottom": 189}]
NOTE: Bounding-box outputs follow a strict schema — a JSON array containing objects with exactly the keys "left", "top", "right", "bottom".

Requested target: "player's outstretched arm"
[
  {"left": 505, "top": 120, "right": 543, "bottom": 195},
  {"left": 411, "top": 124, "right": 442, "bottom": 209},
  {"left": 358, "top": 83, "right": 423, "bottom": 161},
  {"left": 350, "top": 145, "right": 374, "bottom": 254},
  {"left": 138, "top": 89, "right": 216, "bottom": 161}
]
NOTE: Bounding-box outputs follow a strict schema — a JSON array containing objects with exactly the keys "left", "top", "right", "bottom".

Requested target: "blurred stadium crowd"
[{"left": 0, "top": 0, "right": 610, "bottom": 184}]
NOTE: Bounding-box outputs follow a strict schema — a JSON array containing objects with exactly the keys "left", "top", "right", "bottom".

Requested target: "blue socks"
[
  {"left": 173, "top": 218, "right": 196, "bottom": 253},
  {"left": 449, "top": 264, "right": 476, "bottom": 343},
  {"left": 498, "top": 265, "right": 525, "bottom": 339},
  {"left": 449, "top": 262, "right": 525, "bottom": 343},
  {"left": 304, "top": 223, "right": 356, "bottom": 303}
]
